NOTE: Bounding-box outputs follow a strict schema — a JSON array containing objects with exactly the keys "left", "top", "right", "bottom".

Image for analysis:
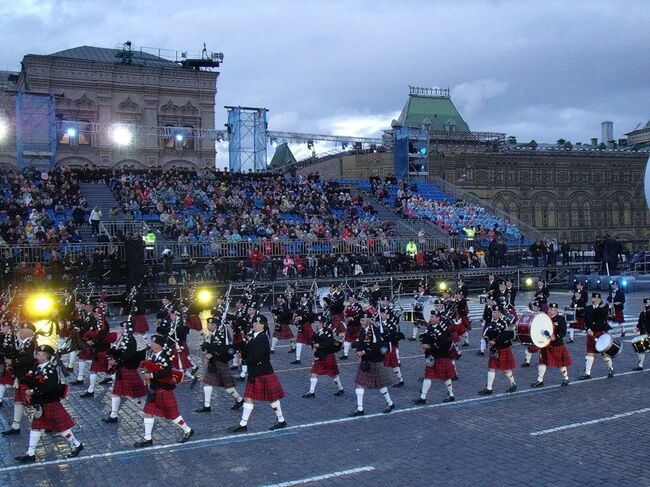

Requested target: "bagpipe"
[{"left": 138, "top": 359, "right": 184, "bottom": 386}]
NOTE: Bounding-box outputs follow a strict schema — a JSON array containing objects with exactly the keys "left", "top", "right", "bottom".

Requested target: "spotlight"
[
  {"left": 609, "top": 280, "right": 613, "bottom": 286},
  {"left": 26, "top": 293, "right": 55, "bottom": 318},
  {"left": 524, "top": 278, "right": 533, "bottom": 287},
  {"left": 196, "top": 289, "right": 213, "bottom": 306},
  {"left": 419, "top": 147, "right": 427, "bottom": 155},
  {"left": 0, "top": 119, "right": 7, "bottom": 140},
  {"left": 66, "top": 127, "right": 77, "bottom": 138},
  {"left": 175, "top": 133, "right": 184, "bottom": 142},
  {"left": 110, "top": 124, "right": 133, "bottom": 146},
  {"left": 621, "top": 279, "right": 628, "bottom": 288},
  {"left": 438, "top": 282, "right": 448, "bottom": 292}
]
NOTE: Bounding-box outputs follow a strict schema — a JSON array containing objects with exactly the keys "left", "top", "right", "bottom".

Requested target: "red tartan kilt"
[
  {"left": 586, "top": 332, "right": 604, "bottom": 354},
  {"left": 311, "top": 354, "right": 340, "bottom": 377},
  {"left": 448, "top": 324, "right": 462, "bottom": 342},
  {"left": 488, "top": 348, "right": 516, "bottom": 371},
  {"left": 569, "top": 317, "right": 585, "bottom": 330},
  {"left": 186, "top": 314, "right": 203, "bottom": 331},
  {"left": 0, "top": 368, "right": 14, "bottom": 385},
  {"left": 272, "top": 323, "right": 294, "bottom": 340},
  {"left": 448, "top": 346, "right": 460, "bottom": 359},
  {"left": 172, "top": 345, "right": 193, "bottom": 370},
  {"left": 143, "top": 389, "right": 181, "bottom": 419},
  {"left": 540, "top": 345, "right": 573, "bottom": 368},
  {"left": 383, "top": 347, "right": 400, "bottom": 368},
  {"left": 14, "top": 385, "right": 27, "bottom": 403},
  {"left": 344, "top": 324, "right": 361, "bottom": 342},
  {"left": 527, "top": 345, "right": 540, "bottom": 353},
  {"left": 245, "top": 373, "right": 285, "bottom": 402},
  {"left": 296, "top": 324, "right": 313, "bottom": 345},
  {"left": 609, "top": 310, "right": 624, "bottom": 324},
  {"left": 112, "top": 368, "right": 148, "bottom": 398},
  {"left": 78, "top": 349, "right": 94, "bottom": 361},
  {"left": 132, "top": 314, "right": 149, "bottom": 334},
  {"left": 90, "top": 351, "right": 110, "bottom": 373},
  {"left": 425, "top": 357, "right": 457, "bottom": 381},
  {"left": 31, "top": 401, "right": 75, "bottom": 433},
  {"left": 331, "top": 313, "right": 346, "bottom": 334},
  {"left": 233, "top": 334, "right": 244, "bottom": 345}
]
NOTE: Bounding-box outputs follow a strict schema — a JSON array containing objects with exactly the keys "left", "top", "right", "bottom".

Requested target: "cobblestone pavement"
[{"left": 1, "top": 290, "right": 649, "bottom": 486}]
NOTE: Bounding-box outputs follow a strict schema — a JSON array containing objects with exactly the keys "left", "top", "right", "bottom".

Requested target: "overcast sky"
[{"left": 1, "top": 0, "right": 648, "bottom": 165}]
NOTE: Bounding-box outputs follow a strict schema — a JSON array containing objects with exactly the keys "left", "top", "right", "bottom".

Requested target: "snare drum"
[
  {"left": 403, "top": 310, "right": 416, "bottom": 322},
  {"left": 479, "top": 294, "right": 488, "bottom": 305},
  {"left": 563, "top": 306, "right": 576, "bottom": 324},
  {"left": 595, "top": 333, "right": 622, "bottom": 358},
  {"left": 631, "top": 335, "right": 650, "bottom": 354}
]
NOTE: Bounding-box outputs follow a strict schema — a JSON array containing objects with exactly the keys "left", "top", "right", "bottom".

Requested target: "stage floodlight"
[{"left": 110, "top": 125, "right": 133, "bottom": 146}]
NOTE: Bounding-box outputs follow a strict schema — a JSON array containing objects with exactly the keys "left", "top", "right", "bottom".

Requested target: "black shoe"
[
  {"left": 237, "top": 376, "right": 246, "bottom": 382},
  {"left": 349, "top": 409, "right": 364, "bottom": 417},
  {"left": 14, "top": 454, "right": 36, "bottom": 463},
  {"left": 2, "top": 427, "right": 20, "bottom": 436},
  {"left": 195, "top": 406, "right": 211, "bottom": 413},
  {"left": 412, "top": 398, "right": 426, "bottom": 405},
  {"left": 506, "top": 383, "right": 517, "bottom": 393},
  {"left": 66, "top": 366, "right": 74, "bottom": 371},
  {"left": 288, "top": 348, "right": 296, "bottom": 354},
  {"left": 80, "top": 391, "right": 95, "bottom": 398},
  {"left": 290, "top": 360, "right": 301, "bottom": 365},
  {"left": 229, "top": 424, "right": 248, "bottom": 433},
  {"left": 70, "top": 380, "right": 84, "bottom": 386},
  {"left": 461, "top": 342, "right": 470, "bottom": 347},
  {"left": 333, "top": 389, "right": 345, "bottom": 396},
  {"left": 190, "top": 376, "right": 199, "bottom": 389},
  {"left": 561, "top": 379, "right": 570, "bottom": 386},
  {"left": 231, "top": 400, "right": 245, "bottom": 410},
  {"left": 102, "top": 416, "right": 118, "bottom": 423},
  {"left": 339, "top": 355, "right": 349, "bottom": 360},
  {"left": 478, "top": 388, "right": 492, "bottom": 395},
  {"left": 0, "top": 401, "right": 2, "bottom": 407},
  {"left": 269, "top": 421, "right": 287, "bottom": 431},
  {"left": 134, "top": 439, "right": 153, "bottom": 448},
  {"left": 383, "top": 403, "right": 395, "bottom": 414},
  {"left": 442, "top": 395, "right": 455, "bottom": 403},
  {"left": 475, "top": 351, "right": 485, "bottom": 356},
  {"left": 302, "top": 392, "right": 315, "bottom": 398},
  {"left": 568, "top": 339, "right": 574, "bottom": 343},
  {"left": 67, "top": 443, "right": 84, "bottom": 458},
  {"left": 190, "top": 366, "right": 199, "bottom": 377},
  {"left": 633, "top": 366, "right": 643, "bottom": 371},
  {"left": 178, "top": 429, "right": 194, "bottom": 443},
  {"left": 98, "top": 377, "right": 112, "bottom": 385},
  {"left": 531, "top": 381, "right": 544, "bottom": 388},
  {"left": 270, "top": 350, "right": 275, "bottom": 354},
  {"left": 392, "top": 381, "right": 404, "bottom": 388},
  {"left": 578, "top": 374, "right": 591, "bottom": 381},
  {"left": 229, "top": 365, "right": 238, "bottom": 371},
  {"left": 520, "top": 362, "right": 531, "bottom": 368},
  {"left": 607, "top": 368, "right": 614, "bottom": 379},
  {"left": 620, "top": 331, "right": 626, "bottom": 338}
]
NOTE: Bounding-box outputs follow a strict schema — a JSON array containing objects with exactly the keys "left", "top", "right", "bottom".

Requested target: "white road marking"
[
  {"left": 257, "top": 466, "right": 375, "bottom": 487},
  {"left": 530, "top": 407, "right": 650, "bottom": 436},
  {"left": 1, "top": 368, "right": 647, "bottom": 474}
]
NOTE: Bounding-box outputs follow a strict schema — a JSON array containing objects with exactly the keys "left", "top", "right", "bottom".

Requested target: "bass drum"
[
  {"left": 530, "top": 313, "right": 553, "bottom": 348},
  {"left": 317, "top": 287, "right": 330, "bottom": 309},
  {"left": 516, "top": 312, "right": 537, "bottom": 345},
  {"left": 412, "top": 295, "right": 436, "bottom": 322}
]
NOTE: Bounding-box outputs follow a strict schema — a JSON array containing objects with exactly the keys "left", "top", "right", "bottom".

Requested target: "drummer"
[
  {"left": 579, "top": 292, "right": 613, "bottom": 380},
  {"left": 531, "top": 303, "right": 572, "bottom": 387},
  {"left": 534, "top": 280, "right": 550, "bottom": 314},
  {"left": 633, "top": 298, "right": 650, "bottom": 371},
  {"left": 568, "top": 281, "right": 588, "bottom": 343},
  {"left": 521, "top": 300, "right": 543, "bottom": 368},
  {"left": 410, "top": 284, "right": 430, "bottom": 341}
]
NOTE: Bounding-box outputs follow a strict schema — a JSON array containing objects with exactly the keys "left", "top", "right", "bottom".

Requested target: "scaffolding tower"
[
  {"left": 226, "top": 106, "right": 268, "bottom": 172},
  {"left": 15, "top": 92, "right": 57, "bottom": 169}
]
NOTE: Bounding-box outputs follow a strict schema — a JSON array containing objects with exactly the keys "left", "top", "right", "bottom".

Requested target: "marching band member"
[
  {"left": 456, "top": 277, "right": 468, "bottom": 299},
  {"left": 291, "top": 295, "right": 314, "bottom": 365},
  {"left": 166, "top": 307, "right": 199, "bottom": 382},
  {"left": 369, "top": 282, "right": 382, "bottom": 308},
  {"left": 2, "top": 323, "right": 37, "bottom": 436},
  {"left": 607, "top": 280, "right": 626, "bottom": 337},
  {"left": 102, "top": 320, "right": 147, "bottom": 423},
  {"left": 229, "top": 316, "right": 287, "bottom": 433},
  {"left": 328, "top": 284, "right": 347, "bottom": 335},
  {"left": 455, "top": 290, "right": 471, "bottom": 347},
  {"left": 413, "top": 310, "right": 457, "bottom": 404},
  {"left": 340, "top": 293, "right": 363, "bottom": 359},
  {"left": 349, "top": 311, "right": 395, "bottom": 416},
  {"left": 195, "top": 317, "right": 244, "bottom": 413},
  {"left": 479, "top": 305, "right": 517, "bottom": 395},
  {"left": 271, "top": 295, "right": 295, "bottom": 354},
  {"left": 302, "top": 314, "right": 344, "bottom": 398},
  {"left": 579, "top": 292, "right": 613, "bottom": 380},
  {"left": 633, "top": 298, "right": 650, "bottom": 371},
  {"left": 531, "top": 303, "right": 571, "bottom": 387},
  {"left": 14, "top": 344, "right": 84, "bottom": 462},
  {"left": 230, "top": 298, "right": 248, "bottom": 372},
  {"left": 128, "top": 286, "right": 150, "bottom": 337},
  {"left": 134, "top": 334, "right": 194, "bottom": 448},
  {"left": 80, "top": 308, "right": 117, "bottom": 398},
  {"left": 521, "top": 300, "right": 543, "bottom": 367},
  {"left": 568, "top": 281, "right": 588, "bottom": 343},
  {"left": 476, "top": 296, "right": 495, "bottom": 356},
  {"left": 380, "top": 308, "right": 405, "bottom": 387},
  {"left": 485, "top": 273, "right": 501, "bottom": 299},
  {"left": 70, "top": 300, "right": 96, "bottom": 386},
  {"left": 236, "top": 303, "right": 263, "bottom": 381},
  {"left": 534, "top": 280, "right": 550, "bottom": 313},
  {"left": 504, "top": 278, "right": 517, "bottom": 307},
  {"left": 410, "top": 283, "right": 430, "bottom": 341},
  {"left": 0, "top": 319, "right": 16, "bottom": 407}
]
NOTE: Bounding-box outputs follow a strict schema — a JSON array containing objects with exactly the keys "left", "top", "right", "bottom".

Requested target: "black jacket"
[
  {"left": 585, "top": 304, "right": 610, "bottom": 333},
  {"left": 246, "top": 331, "right": 274, "bottom": 379}
]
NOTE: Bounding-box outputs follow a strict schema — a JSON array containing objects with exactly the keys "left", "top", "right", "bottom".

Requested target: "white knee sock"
[
  {"left": 537, "top": 364, "right": 547, "bottom": 382},
  {"left": 560, "top": 367, "right": 569, "bottom": 379},
  {"left": 203, "top": 386, "right": 213, "bottom": 407},
  {"left": 486, "top": 370, "right": 496, "bottom": 390},
  {"left": 0, "top": 384, "right": 5, "bottom": 401},
  {"left": 333, "top": 376, "right": 343, "bottom": 390},
  {"left": 240, "top": 365, "right": 248, "bottom": 378},
  {"left": 26, "top": 429, "right": 43, "bottom": 455},
  {"left": 480, "top": 338, "right": 486, "bottom": 353},
  {"left": 173, "top": 416, "right": 191, "bottom": 433},
  {"left": 395, "top": 348, "right": 401, "bottom": 362},
  {"left": 445, "top": 379, "right": 454, "bottom": 397},
  {"left": 379, "top": 386, "right": 392, "bottom": 406},
  {"left": 60, "top": 429, "right": 81, "bottom": 448},
  {"left": 421, "top": 379, "right": 432, "bottom": 399},
  {"left": 270, "top": 400, "right": 284, "bottom": 422},
  {"left": 309, "top": 377, "right": 318, "bottom": 393},
  {"left": 603, "top": 355, "right": 613, "bottom": 371},
  {"left": 110, "top": 396, "right": 121, "bottom": 418},
  {"left": 88, "top": 373, "right": 97, "bottom": 393},
  {"left": 639, "top": 353, "right": 646, "bottom": 367},
  {"left": 240, "top": 402, "right": 254, "bottom": 426},
  {"left": 462, "top": 332, "right": 469, "bottom": 345},
  {"left": 393, "top": 367, "right": 403, "bottom": 381},
  {"left": 585, "top": 355, "right": 595, "bottom": 375},
  {"left": 525, "top": 350, "right": 532, "bottom": 364},
  {"left": 343, "top": 341, "right": 351, "bottom": 356},
  {"left": 67, "top": 350, "right": 78, "bottom": 368},
  {"left": 569, "top": 328, "right": 575, "bottom": 340},
  {"left": 504, "top": 370, "right": 515, "bottom": 384},
  {"left": 143, "top": 417, "right": 155, "bottom": 440},
  {"left": 13, "top": 403, "right": 24, "bottom": 428},
  {"left": 355, "top": 387, "right": 364, "bottom": 411},
  {"left": 412, "top": 325, "right": 419, "bottom": 339},
  {"left": 225, "top": 387, "right": 242, "bottom": 402},
  {"left": 296, "top": 343, "right": 303, "bottom": 360},
  {"left": 271, "top": 337, "right": 278, "bottom": 350},
  {"left": 77, "top": 360, "right": 88, "bottom": 381}
]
